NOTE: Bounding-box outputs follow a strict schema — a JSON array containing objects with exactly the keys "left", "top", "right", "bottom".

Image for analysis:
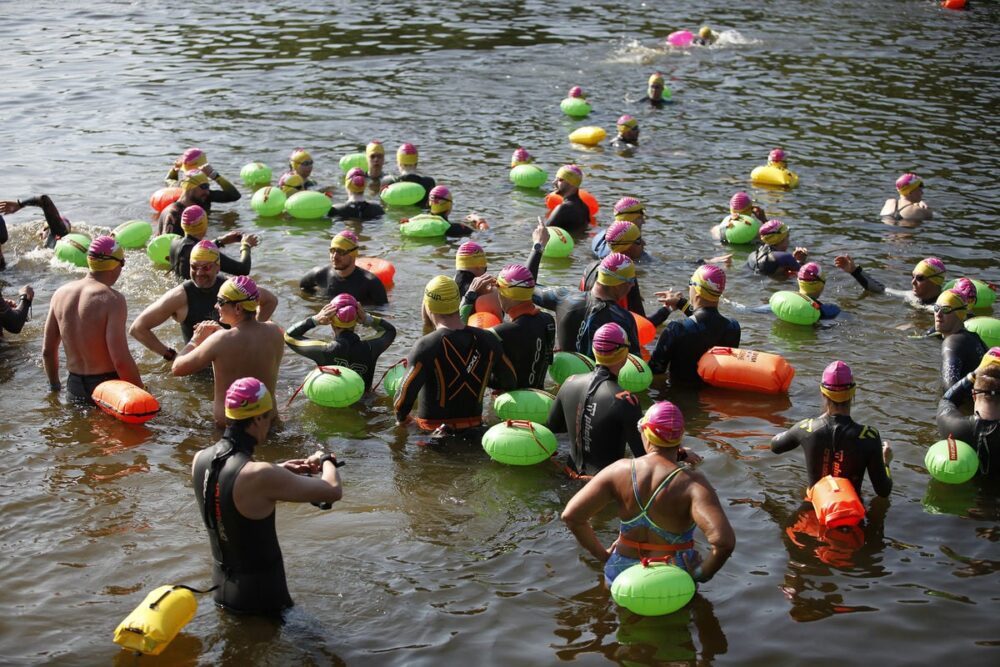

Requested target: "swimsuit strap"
[{"left": 631, "top": 461, "right": 686, "bottom": 516}]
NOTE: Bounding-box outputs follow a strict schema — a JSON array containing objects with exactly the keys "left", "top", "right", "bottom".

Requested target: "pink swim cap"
[
  {"left": 769, "top": 148, "right": 786, "bottom": 163},
  {"left": 398, "top": 143, "right": 417, "bottom": 155},
  {"left": 568, "top": 86, "right": 584, "bottom": 98},
  {"left": 729, "top": 191, "right": 752, "bottom": 213},
  {"left": 820, "top": 360, "right": 856, "bottom": 402},
  {"left": 690, "top": 264, "right": 726, "bottom": 301},
  {"left": 511, "top": 147, "right": 532, "bottom": 167},
  {"left": 498, "top": 263, "right": 535, "bottom": 287},
  {"left": 639, "top": 401, "right": 685, "bottom": 447},
  {"left": 593, "top": 322, "right": 629, "bottom": 353},
  {"left": 345, "top": 168, "right": 366, "bottom": 193},
  {"left": 87, "top": 236, "right": 124, "bottom": 269},
  {"left": 613, "top": 196, "right": 643, "bottom": 215},
  {"left": 228, "top": 275, "right": 259, "bottom": 301},
  {"left": 798, "top": 262, "right": 824, "bottom": 283},
  {"left": 429, "top": 185, "right": 452, "bottom": 202},
  {"left": 952, "top": 278, "right": 977, "bottom": 306},
  {"left": 617, "top": 114, "right": 638, "bottom": 129},
  {"left": 224, "top": 377, "right": 273, "bottom": 420},
  {"left": 597, "top": 252, "right": 636, "bottom": 286},
  {"left": 182, "top": 147, "right": 206, "bottom": 166},
  {"left": 895, "top": 173, "right": 923, "bottom": 195},
  {"left": 329, "top": 293, "right": 359, "bottom": 327},
  {"left": 456, "top": 240, "right": 483, "bottom": 256}
]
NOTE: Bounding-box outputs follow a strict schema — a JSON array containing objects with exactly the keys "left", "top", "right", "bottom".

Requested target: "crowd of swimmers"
[{"left": 1, "top": 73, "right": 997, "bottom": 621}]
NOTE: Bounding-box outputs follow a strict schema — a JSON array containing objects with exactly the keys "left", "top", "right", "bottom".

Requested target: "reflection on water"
[{"left": 3, "top": 0, "right": 1000, "bottom": 664}]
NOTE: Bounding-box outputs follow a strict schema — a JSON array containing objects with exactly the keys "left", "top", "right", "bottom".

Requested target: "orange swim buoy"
[
  {"left": 475, "top": 292, "right": 503, "bottom": 319},
  {"left": 468, "top": 312, "right": 501, "bottom": 329},
  {"left": 941, "top": 0, "right": 966, "bottom": 10},
  {"left": 545, "top": 189, "right": 600, "bottom": 216},
  {"left": 806, "top": 475, "right": 865, "bottom": 528},
  {"left": 149, "top": 187, "right": 182, "bottom": 213},
  {"left": 357, "top": 257, "right": 395, "bottom": 289},
  {"left": 92, "top": 380, "right": 160, "bottom": 424},
  {"left": 696, "top": 346, "right": 795, "bottom": 394},
  {"left": 632, "top": 312, "right": 655, "bottom": 347}
]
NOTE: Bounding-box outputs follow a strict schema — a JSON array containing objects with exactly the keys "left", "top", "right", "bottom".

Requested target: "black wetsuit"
[
  {"left": 158, "top": 177, "right": 241, "bottom": 235},
  {"left": 0, "top": 215, "right": 7, "bottom": 270},
  {"left": 546, "top": 366, "right": 644, "bottom": 475},
  {"left": 5, "top": 195, "right": 70, "bottom": 249},
  {"left": 649, "top": 307, "right": 740, "bottom": 382},
  {"left": 283, "top": 316, "right": 397, "bottom": 391},
  {"left": 579, "top": 260, "right": 669, "bottom": 325},
  {"left": 394, "top": 326, "right": 517, "bottom": 429},
  {"left": 545, "top": 193, "right": 590, "bottom": 234},
  {"left": 383, "top": 173, "right": 436, "bottom": 207},
  {"left": 533, "top": 288, "right": 641, "bottom": 358},
  {"left": 192, "top": 431, "right": 293, "bottom": 615},
  {"left": 328, "top": 201, "right": 384, "bottom": 221},
  {"left": 941, "top": 330, "right": 987, "bottom": 392},
  {"left": 457, "top": 244, "right": 544, "bottom": 316},
  {"left": 298, "top": 265, "right": 388, "bottom": 306},
  {"left": 169, "top": 235, "right": 252, "bottom": 280},
  {"left": 488, "top": 303, "right": 556, "bottom": 390},
  {"left": 181, "top": 277, "right": 225, "bottom": 342},
  {"left": 637, "top": 96, "right": 667, "bottom": 109},
  {"left": 770, "top": 414, "right": 892, "bottom": 497},
  {"left": 746, "top": 244, "right": 801, "bottom": 276},
  {"left": 937, "top": 379, "right": 1000, "bottom": 479},
  {"left": 0, "top": 293, "right": 31, "bottom": 336}
]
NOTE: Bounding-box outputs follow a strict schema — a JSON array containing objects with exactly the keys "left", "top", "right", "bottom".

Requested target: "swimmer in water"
[
  {"left": 510, "top": 146, "right": 534, "bottom": 169},
  {"left": 283, "top": 293, "right": 396, "bottom": 392},
  {"left": 833, "top": 255, "right": 945, "bottom": 309},
  {"left": 299, "top": 231, "right": 388, "bottom": 306},
  {"left": 880, "top": 173, "right": 932, "bottom": 223},
  {"left": 935, "top": 289, "right": 987, "bottom": 392},
  {"left": 0, "top": 283, "right": 34, "bottom": 339},
  {"left": 458, "top": 223, "right": 548, "bottom": 322},
  {"left": 171, "top": 276, "right": 285, "bottom": 427},
  {"left": 383, "top": 143, "right": 436, "bottom": 207},
  {"left": 591, "top": 196, "right": 654, "bottom": 263},
  {"left": 164, "top": 147, "right": 209, "bottom": 184},
  {"left": 746, "top": 219, "right": 808, "bottom": 276},
  {"left": 711, "top": 191, "right": 767, "bottom": 243},
  {"left": 393, "top": 276, "right": 516, "bottom": 432},
  {"left": 0, "top": 194, "right": 72, "bottom": 268},
  {"left": 278, "top": 172, "right": 305, "bottom": 196},
  {"left": 284, "top": 148, "right": 317, "bottom": 189},
  {"left": 131, "top": 240, "right": 278, "bottom": 358},
  {"left": 611, "top": 115, "right": 639, "bottom": 153},
  {"left": 424, "top": 185, "right": 490, "bottom": 236},
  {"left": 693, "top": 26, "right": 718, "bottom": 46},
  {"left": 365, "top": 140, "right": 386, "bottom": 194},
  {"left": 639, "top": 72, "right": 669, "bottom": 108},
  {"left": 545, "top": 165, "right": 590, "bottom": 234},
  {"left": 169, "top": 204, "right": 257, "bottom": 280},
  {"left": 329, "top": 168, "right": 384, "bottom": 221},
  {"left": 191, "top": 377, "right": 343, "bottom": 616},
  {"left": 42, "top": 236, "right": 143, "bottom": 401},
  {"left": 649, "top": 265, "right": 740, "bottom": 384},
  {"left": 159, "top": 168, "right": 241, "bottom": 236},
  {"left": 561, "top": 400, "right": 733, "bottom": 585},
  {"left": 938, "top": 356, "right": 1000, "bottom": 480},
  {"left": 771, "top": 360, "right": 893, "bottom": 497}
]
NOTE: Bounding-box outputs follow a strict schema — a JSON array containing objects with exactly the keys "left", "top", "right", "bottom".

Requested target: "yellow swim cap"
[
  {"left": 180, "top": 205, "right": 208, "bottom": 236},
  {"left": 648, "top": 72, "right": 664, "bottom": 87},
  {"left": 596, "top": 253, "right": 636, "bottom": 287},
  {"left": 455, "top": 241, "right": 486, "bottom": 270},
  {"left": 397, "top": 143, "right": 418, "bottom": 166},
  {"left": 181, "top": 170, "right": 210, "bottom": 191},
  {"left": 86, "top": 236, "right": 125, "bottom": 272},
  {"left": 497, "top": 264, "right": 535, "bottom": 301},
  {"left": 224, "top": 377, "right": 273, "bottom": 420},
  {"left": 289, "top": 148, "right": 312, "bottom": 167},
  {"left": 606, "top": 221, "right": 641, "bottom": 251},
  {"left": 699, "top": 26, "right": 713, "bottom": 39},
  {"left": 977, "top": 347, "right": 1000, "bottom": 373},
  {"left": 330, "top": 230, "right": 359, "bottom": 254},
  {"left": 219, "top": 276, "right": 260, "bottom": 313},
  {"left": 424, "top": 275, "right": 460, "bottom": 315},
  {"left": 366, "top": 140, "right": 384, "bottom": 157},
  {"left": 690, "top": 265, "right": 726, "bottom": 302},
  {"left": 279, "top": 173, "right": 304, "bottom": 195},
  {"left": 935, "top": 290, "right": 968, "bottom": 321},
  {"left": 190, "top": 240, "right": 221, "bottom": 264},
  {"left": 556, "top": 165, "right": 583, "bottom": 188},
  {"left": 913, "top": 258, "right": 946, "bottom": 286}
]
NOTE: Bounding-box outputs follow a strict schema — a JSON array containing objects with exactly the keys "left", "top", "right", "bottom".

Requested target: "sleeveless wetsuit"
[
  {"left": 649, "top": 307, "right": 741, "bottom": 383},
  {"left": 394, "top": 326, "right": 517, "bottom": 430},
  {"left": 941, "top": 330, "right": 987, "bottom": 391},
  {"left": 546, "top": 366, "right": 644, "bottom": 475},
  {"left": 283, "top": 316, "right": 397, "bottom": 391},
  {"left": 579, "top": 259, "right": 669, "bottom": 325},
  {"left": 328, "top": 201, "right": 384, "bottom": 221},
  {"left": 533, "top": 288, "right": 641, "bottom": 358},
  {"left": 298, "top": 265, "right": 388, "bottom": 305},
  {"left": 170, "top": 235, "right": 251, "bottom": 280},
  {"left": 604, "top": 462, "right": 698, "bottom": 585},
  {"left": 746, "top": 244, "right": 801, "bottom": 276},
  {"left": 545, "top": 193, "right": 590, "bottom": 234},
  {"left": 770, "top": 413, "right": 892, "bottom": 497},
  {"left": 181, "top": 277, "right": 225, "bottom": 342},
  {"left": 192, "top": 432, "right": 293, "bottom": 615}
]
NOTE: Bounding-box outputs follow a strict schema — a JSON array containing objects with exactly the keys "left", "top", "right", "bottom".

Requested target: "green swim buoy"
[
  {"left": 54, "top": 233, "right": 91, "bottom": 268},
  {"left": 381, "top": 182, "right": 425, "bottom": 207},
  {"left": 400, "top": 213, "right": 449, "bottom": 238},
  {"left": 611, "top": 562, "right": 696, "bottom": 616},
  {"left": 769, "top": 291, "right": 821, "bottom": 325},
  {"left": 112, "top": 220, "right": 153, "bottom": 249},
  {"left": 722, "top": 214, "right": 761, "bottom": 245},
  {"left": 240, "top": 162, "right": 273, "bottom": 187},
  {"left": 548, "top": 351, "right": 595, "bottom": 385},
  {"left": 560, "top": 97, "right": 592, "bottom": 118},
  {"left": 304, "top": 366, "right": 364, "bottom": 408},
  {"left": 509, "top": 164, "right": 548, "bottom": 189},
  {"left": 543, "top": 226, "right": 574, "bottom": 258},
  {"left": 925, "top": 436, "right": 978, "bottom": 484},
  {"left": 146, "top": 234, "right": 179, "bottom": 269},
  {"left": 617, "top": 354, "right": 652, "bottom": 393},
  {"left": 285, "top": 191, "right": 332, "bottom": 219},
  {"left": 251, "top": 186, "right": 286, "bottom": 217},
  {"left": 493, "top": 389, "right": 555, "bottom": 424},
  {"left": 482, "top": 419, "right": 557, "bottom": 466},
  {"left": 339, "top": 152, "right": 368, "bottom": 173}
]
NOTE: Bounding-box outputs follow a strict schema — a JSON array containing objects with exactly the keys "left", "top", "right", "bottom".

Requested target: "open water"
[{"left": 1, "top": 1, "right": 999, "bottom": 665}]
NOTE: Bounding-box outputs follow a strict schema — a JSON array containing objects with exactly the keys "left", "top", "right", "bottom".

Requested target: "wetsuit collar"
[
  {"left": 222, "top": 426, "right": 258, "bottom": 455},
  {"left": 506, "top": 301, "right": 539, "bottom": 320}
]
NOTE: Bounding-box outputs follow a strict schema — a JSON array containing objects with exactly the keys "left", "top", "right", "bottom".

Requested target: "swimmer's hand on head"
[
  {"left": 314, "top": 303, "right": 337, "bottom": 326},
  {"left": 201, "top": 164, "right": 218, "bottom": 180},
  {"left": 469, "top": 274, "right": 496, "bottom": 295},
  {"left": 532, "top": 220, "right": 550, "bottom": 246}
]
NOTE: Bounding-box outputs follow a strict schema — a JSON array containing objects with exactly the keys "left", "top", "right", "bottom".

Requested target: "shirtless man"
[
  {"left": 131, "top": 240, "right": 277, "bottom": 360},
  {"left": 42, "top": 236, "right": 142, "bottom": 401},
  {"left": 171, "top": 275, "right": 284, "bottom": 426}
]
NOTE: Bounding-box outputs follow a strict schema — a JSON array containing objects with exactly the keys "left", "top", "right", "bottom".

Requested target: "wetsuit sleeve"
[
  {"left": 445, "top": 222, "right": 474, "bottom": 237},
  {"left": 770, "top": 422, "right": 805, "bottom": 454},
  {"left": 533, "top": 286, "right": 564, "bottom": 312},
  {"left": 750, "top": 304, "right": 773, "bottom": 314},
  {"left": 546, "top": 388, "right": 568, "bottom": 434},
  {"left": 299, "top": 267, "right": 321, "bottom": 292},
  {"left": 861, "top": 426, "right": 892, "bottom": 497},
  {"left": 210, "top": 175, "right": 241, "bottom": 203},
  {"left": 545, "top": 203, "right": 578, "bottom": 229},
  {"left": 772, "top": 251, "right": 801, "bottom": 273},
  {"left": 218, "top": 246, "right": 252, "bottom": 276},
  {"left": 488, "top": 333, "right": 518, "bottom": 392},
  {"left": 459, "top": 291, "right": 476, "bottom": 323},
  {"left": 21, "top": 195, "right": 69, "bottom": 245},
  {"left": 646, "top": 306, "right": 670, "bottom": 328},
  {"left": 0, "top": 215, "right": 8, "bottom": 244},
  {"left": 394, "top": 339, "right": 431, "bottom": 422},
  {"left": 526, "top": 244, "right": 543, "bottom": 281},
  {"left": 649, "top": 320, "right": 682, "bottom": 374},
  {"left": 943, "top": 374, "right": 974, "bottom": 405},
  {"left": 936, "top": 396, "right": 976, "bottom": 442},
  {"left": 283, "top": 317, "right": 335, "bottom": 365},
  {"left": 0, "top": 295, "right": 31, "bottom": 334},
  {"left": 724, "top": 319, "right": 741, "bottom": 347},
  {"left": 819, "top": 303, "right": 841, "bottom": 320},
  {"left": 365, "top": 316, "right": 397, "bottom": 358},
  {"left": 940, "top": 336, "right": 966, "bottom": 390},
  {"left": 850, "top": 267, "right": 886, "bottom": 294}
]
